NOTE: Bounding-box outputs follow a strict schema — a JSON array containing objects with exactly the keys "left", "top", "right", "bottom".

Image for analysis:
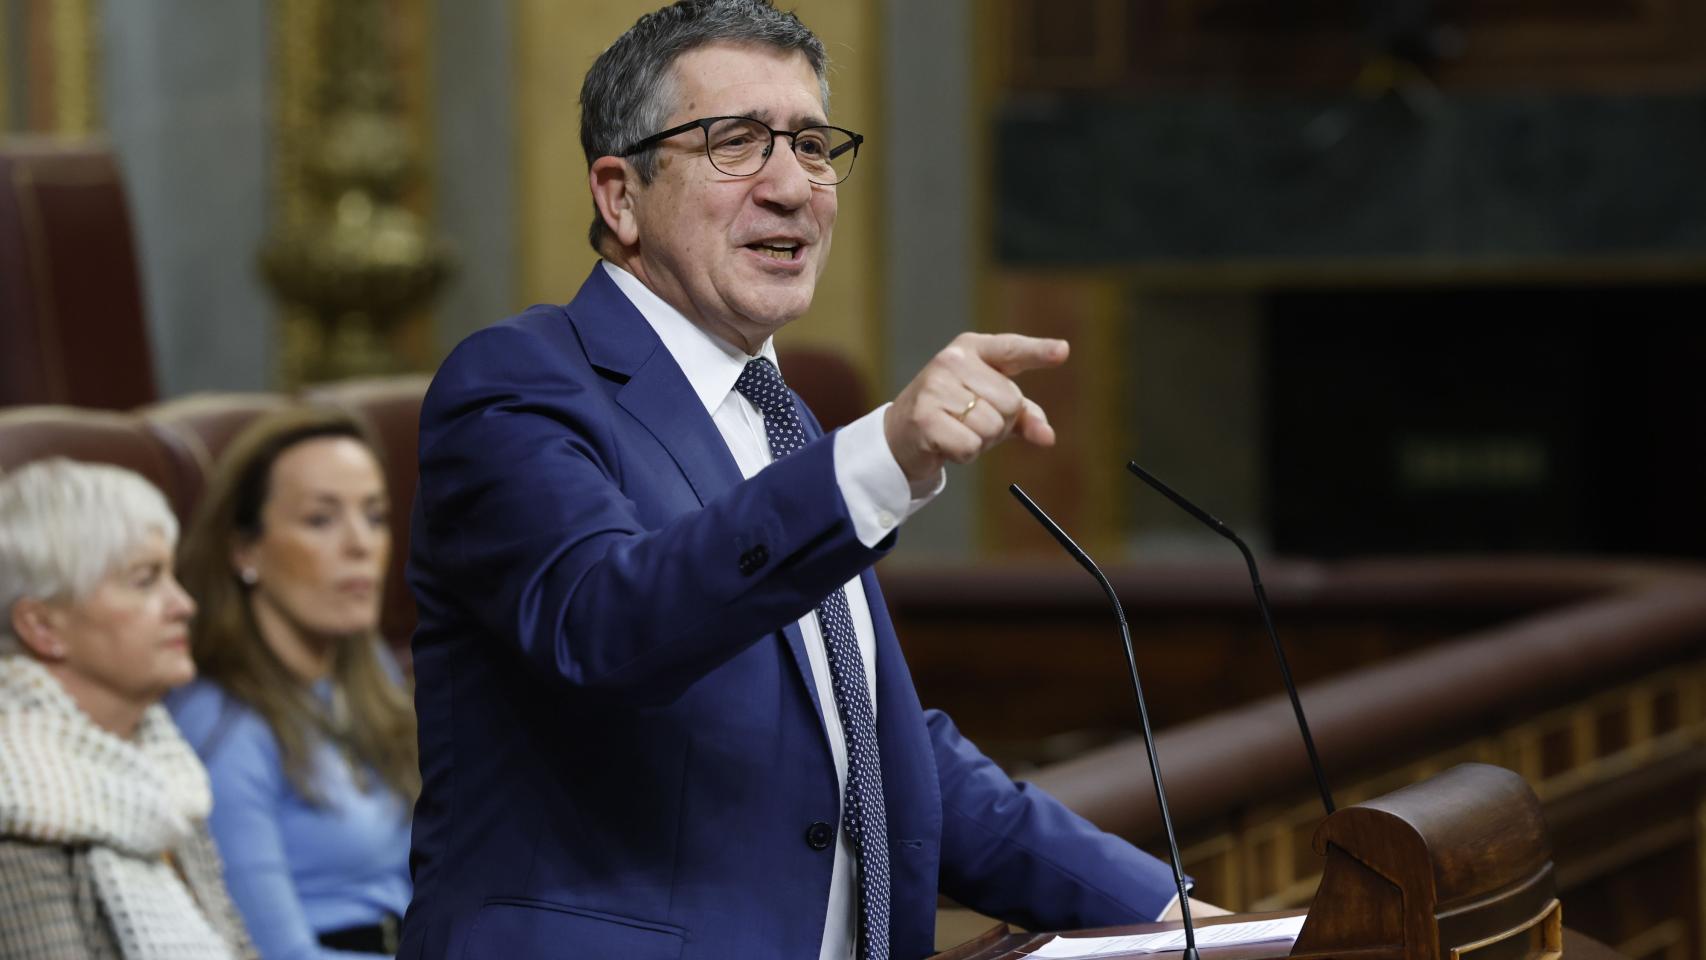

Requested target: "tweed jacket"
[{"left": 0, "top": 825, "right": 254, "bottom": 960}]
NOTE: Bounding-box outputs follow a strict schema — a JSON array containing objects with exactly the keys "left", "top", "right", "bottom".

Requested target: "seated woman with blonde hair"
[
  {"left": 0, "top": 458, "right": 254, "bottom": 959},
  {"left": 169, "top": 408, "right": 416, "bottom": 959}
]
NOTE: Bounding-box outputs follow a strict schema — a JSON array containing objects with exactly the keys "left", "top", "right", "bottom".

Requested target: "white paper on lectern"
[{"left": 1027, "top": 914, "right": 1307, "bottom": 959}]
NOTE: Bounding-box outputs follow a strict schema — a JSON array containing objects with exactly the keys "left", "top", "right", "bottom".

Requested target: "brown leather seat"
[
  {"left": 0, "top": 406, "right": 191, "bottom": 516},
  {"left": 0, "top": 350, "right": 868, "bottom": 648},
  {"left": 0, "top": 383, "right": 426, "bottom": 647},
  {"left": 141, "top": 392, "right": 295, "bottom": 515},
  {"left": 0, "top": 139, "right": 157, "bottom": 410}
]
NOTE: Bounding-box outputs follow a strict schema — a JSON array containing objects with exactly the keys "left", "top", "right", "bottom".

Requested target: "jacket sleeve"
[
  {"left": 413, "top": 321, "right": 889, "bottom": 705},
  {"left": 927, "top": 709, "right": 1182, "bottom": 929}
]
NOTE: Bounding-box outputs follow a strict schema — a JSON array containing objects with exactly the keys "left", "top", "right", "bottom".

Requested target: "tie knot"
[{"left": 734, "top": 357, "right": 794, "bottom": 419}]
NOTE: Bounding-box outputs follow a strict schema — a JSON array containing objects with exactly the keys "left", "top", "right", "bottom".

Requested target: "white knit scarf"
[{"left": 0, "top": 656, "right": 235, "bottom": 960}]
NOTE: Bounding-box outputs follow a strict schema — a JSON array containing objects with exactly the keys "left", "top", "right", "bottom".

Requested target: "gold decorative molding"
[
  {"left": 1, "top": 0, "right": 99, "bottom": 134},
  {"left": 512, "top": 0, "right": 601, "bottom": 314},
  {"left": 943, "top": 658, "right": 1706, "bottom": 946},
  {"left": 0, "top": 0, "right": 10, "bottom": 132},
  {"left": 49, "top": 0, "right": 94, "bottom": 135},
  {"left": 272, "top": 0, "right": 320, "bottom": 231},
  {"left": 1176, "top": 661, "right": 1706, "bottom": 912},
  {"left": 271, "top": 0, "right": 321, "bottom": 386},
  {"left": 264, "top": 0, "right": 446, "bottom": 385}
]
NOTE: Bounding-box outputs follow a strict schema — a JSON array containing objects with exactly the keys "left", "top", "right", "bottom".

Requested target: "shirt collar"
[{"left": 601, "top": 260, "right": 779, "bottom": 416}]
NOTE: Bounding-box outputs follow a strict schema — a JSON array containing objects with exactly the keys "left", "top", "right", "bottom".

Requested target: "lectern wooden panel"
[
  {"left": 936, "top": 764, "right": 1580, "bottom": 960},
  {"left": 1291, "top": 764, "right": 1560, "bottom": 960}
]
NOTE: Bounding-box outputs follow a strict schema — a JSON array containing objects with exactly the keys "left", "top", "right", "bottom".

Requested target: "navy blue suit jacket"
[{"left": 399, "top": 266, "right": 1177, "bottom": 959}]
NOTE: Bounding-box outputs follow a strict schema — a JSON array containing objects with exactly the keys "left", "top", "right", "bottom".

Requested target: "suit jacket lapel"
[
  {"left": 618, "top": 358, "right": 746, "bottom": 506},
  {"left": 565, "top": 265, "right": 744, "bottom": 505},
  {"left": 780, "top": 622, "right": 824, "bottom": 727},
  {"left": 564, "top": 265, "right": 829, "bottom": 731}
]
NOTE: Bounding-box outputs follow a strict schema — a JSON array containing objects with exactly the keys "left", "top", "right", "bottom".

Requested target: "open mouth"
[{"left": 747, "top": 241, "right": 802, "bottom": 261}]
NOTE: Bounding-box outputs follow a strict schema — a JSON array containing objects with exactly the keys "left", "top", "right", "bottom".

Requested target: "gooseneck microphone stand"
[
  {"left": 1010, "top": 483, "right": 1200, "bottom": 960},
  {"left": 1125, "top": 460, "right": 1335, "bottom": 817}
]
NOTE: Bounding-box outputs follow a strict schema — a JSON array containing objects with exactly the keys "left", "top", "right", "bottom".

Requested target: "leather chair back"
[
  {"left": 142, "top": 393, "right": 295, "bottom": 518},
  {"left": 0, "top": 139, "right": 157, "bottom": 410},
  {"left": 0, "top": 406, "right": 192, "bottom": 516},
  {"left": 0, "top": 352, "right": 867, "bottom": 650}
]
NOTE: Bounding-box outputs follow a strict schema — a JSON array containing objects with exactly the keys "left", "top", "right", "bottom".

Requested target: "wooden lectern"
[{"left": 934, "top": 764, "right": 1601, "bottom": 960}]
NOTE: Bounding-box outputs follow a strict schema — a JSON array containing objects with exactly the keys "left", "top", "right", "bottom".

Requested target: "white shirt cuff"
[{"left": 833, "top": 403, "right": 944, "bottom": 548}]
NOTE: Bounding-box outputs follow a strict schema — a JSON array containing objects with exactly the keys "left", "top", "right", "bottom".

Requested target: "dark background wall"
[{"left": 977, "top": 0, "right": 1706, "bottom": 564}]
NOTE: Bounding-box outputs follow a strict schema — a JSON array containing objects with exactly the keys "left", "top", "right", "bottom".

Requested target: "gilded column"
[
  {"left": 262, "top": 0, "right": 448, "bottom": 385},
  {"left": 0, "top": 0, "right": 11, "bottom": 131},
  {"left": 3, "top": 0, "right": 99, "bottom": 134},
  {"left": 270, "top": 0, "right": 321, "bottom": 385},
  {"left": 48, "top": 0, "right": 94, "bottom": 134}
]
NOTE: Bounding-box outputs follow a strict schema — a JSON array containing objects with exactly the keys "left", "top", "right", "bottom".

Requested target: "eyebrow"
[
  {"left": 300, "top": 491, "right": 389, "bottom": 506},
  {"left": 733, "top": 108, "right": 829, "bottom": 129}
]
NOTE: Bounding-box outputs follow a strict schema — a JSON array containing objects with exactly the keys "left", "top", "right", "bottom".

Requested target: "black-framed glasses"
[{"left": 620, "top": 116, "right": 864, "bottom": 186}]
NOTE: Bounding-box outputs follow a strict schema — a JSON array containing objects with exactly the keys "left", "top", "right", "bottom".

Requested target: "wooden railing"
[{"left": 898, "top": 560, "right": 1706, "bottom": 960}]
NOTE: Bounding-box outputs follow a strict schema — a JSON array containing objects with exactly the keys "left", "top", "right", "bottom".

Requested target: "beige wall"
[{"left": 514, "top": 0, "right": 884, "bottom": 382}]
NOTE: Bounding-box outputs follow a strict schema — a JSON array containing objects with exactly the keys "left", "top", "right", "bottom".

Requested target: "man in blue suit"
[{"left": 401, "top": 2, "right": 1192, "bottom": 957}]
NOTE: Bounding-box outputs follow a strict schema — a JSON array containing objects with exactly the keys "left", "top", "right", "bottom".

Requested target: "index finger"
[{"left": 971, "top": 333, "right": 1070, "bottom": 376}]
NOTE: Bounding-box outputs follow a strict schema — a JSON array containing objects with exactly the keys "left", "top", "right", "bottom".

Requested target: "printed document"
[{"left": 1028, "top": 913, "right": 1306, "bottom": 959}]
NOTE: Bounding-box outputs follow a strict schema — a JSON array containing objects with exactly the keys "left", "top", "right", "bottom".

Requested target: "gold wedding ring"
[{"left": 955, "top": 394, "right": 980, "bottom": 421}]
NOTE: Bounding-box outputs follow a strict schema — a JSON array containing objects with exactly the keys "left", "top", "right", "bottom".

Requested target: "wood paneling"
[
  {"left": 884, "top": 557, "right": 1612, "bottom": 762},
  {"left": 934, "top": 566, "right": 1706, "bottom": 954},
  {"left": 1010, "top": 567, "right": 1706, "bottom": 960}
]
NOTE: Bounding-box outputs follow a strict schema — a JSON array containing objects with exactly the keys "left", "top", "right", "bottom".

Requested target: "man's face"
[{"left": 628, "top": 42, "right": 837, "bottom": 353}]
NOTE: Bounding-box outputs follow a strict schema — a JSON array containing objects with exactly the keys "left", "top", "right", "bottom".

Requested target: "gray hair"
[
  {"left": 579, "top": 0, "right": 830, "bottom": 253},
  {"left": 0, "top": 459, "right": 179, "bottom": 655}
]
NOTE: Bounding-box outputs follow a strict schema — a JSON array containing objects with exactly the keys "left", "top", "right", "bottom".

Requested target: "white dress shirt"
[{"left": 603, "top": 262, "right": 939, "bottom": 960}]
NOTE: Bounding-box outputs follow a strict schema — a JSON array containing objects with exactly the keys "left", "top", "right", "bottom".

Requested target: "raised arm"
[{"left": 414, "top": 322, "right": 887, "bottom": 705}]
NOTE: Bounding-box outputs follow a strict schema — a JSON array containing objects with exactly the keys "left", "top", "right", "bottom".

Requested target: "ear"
[
  {"left": 589, "top": 156, "right": 643, "bottom": 249},
  {"left": 11, "top": 598, "right": 67, "bottom": 661}
]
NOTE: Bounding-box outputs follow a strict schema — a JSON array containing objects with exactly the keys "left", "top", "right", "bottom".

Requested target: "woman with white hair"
[{"left": 0, "top": 458, "right": 253, "bottom": 960}]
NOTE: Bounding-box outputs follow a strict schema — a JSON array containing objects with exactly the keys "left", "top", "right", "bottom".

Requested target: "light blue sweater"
[{"left": 169, "top": 679, "right": 412, "bottom": 960}]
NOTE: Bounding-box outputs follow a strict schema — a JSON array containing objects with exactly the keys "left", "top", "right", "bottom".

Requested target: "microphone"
[
  {"left": 1009, "top": 483, "right": 1199, "bottom": 960},
  {"left": 1125, "top": 460, "right": 1336, "bottom": 816}
]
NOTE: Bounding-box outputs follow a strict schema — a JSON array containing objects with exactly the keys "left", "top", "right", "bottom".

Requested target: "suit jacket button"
[
  {"left": 739, "top": 545, "right": 770, "bottom": 576},
  {"left": 805, "top": 821, "right": 834, "bottom": 850}
]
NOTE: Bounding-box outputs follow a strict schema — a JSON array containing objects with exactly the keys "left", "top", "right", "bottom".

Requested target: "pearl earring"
[{"left": 240, "top": 568, "right": 259, "bottom": 585}]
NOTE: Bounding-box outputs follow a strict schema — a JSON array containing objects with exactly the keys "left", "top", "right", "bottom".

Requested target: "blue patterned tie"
[{"left": 735, "top": 357, "right": 891, "bottom": 960}]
